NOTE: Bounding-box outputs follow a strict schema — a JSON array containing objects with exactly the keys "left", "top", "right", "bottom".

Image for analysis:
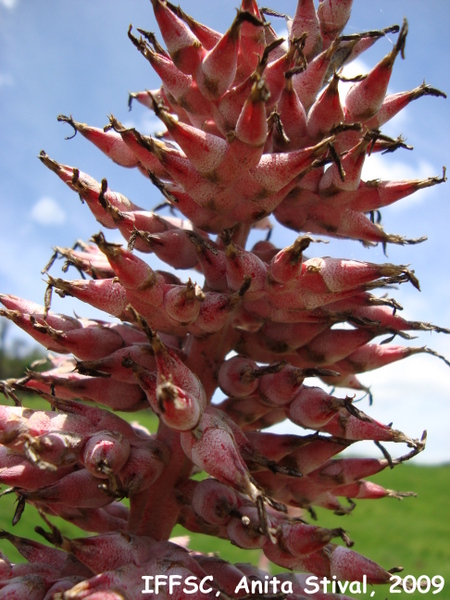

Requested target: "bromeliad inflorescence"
[{"left": 0, "top": 0, "right": 448, "bottom": 598}]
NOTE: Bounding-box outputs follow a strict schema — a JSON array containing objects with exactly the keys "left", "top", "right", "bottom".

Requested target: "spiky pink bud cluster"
[{"left": 0, "top": 0, "right": 448, "bottom": 598}]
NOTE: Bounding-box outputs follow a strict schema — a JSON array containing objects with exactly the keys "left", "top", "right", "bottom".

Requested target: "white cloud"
[
  {"left": 122, "top": 113, "right": 163, "bottom": 137},
  {"left": 30, "top": 197, "right": 66, "bottom": 226},
  {"left": 338, "top": 56, "right": 404, "bottom": 123},
  {"left": 340, "top": 56, "right": 371, "bottom": 79},
  {"left": 139, "top": 113, "right": 166, "bottom": 136},
  {"left": 362, "top": 153, "right": 435, "bottom": 182},
  {"left": 0, "top": 0, "right": 17, "bottom": 8},
  {"left": 338, "top": 57, "right": 371, "bottom": 105},
  {"left": 361, "top": 154, "right": 439, "bottom": 211}
]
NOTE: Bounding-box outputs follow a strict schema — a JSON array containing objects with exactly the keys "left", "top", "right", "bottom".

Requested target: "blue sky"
[{"left": 1, "top": 0, "right": 449, "bottom": 463}]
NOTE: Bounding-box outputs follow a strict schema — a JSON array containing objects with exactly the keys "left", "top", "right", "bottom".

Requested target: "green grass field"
[
  {"left": 308, "top": 464, "right": 450, "bottom": 598},
  {"left": 0, "top": 396, "right": 448, "bottom": 598}
]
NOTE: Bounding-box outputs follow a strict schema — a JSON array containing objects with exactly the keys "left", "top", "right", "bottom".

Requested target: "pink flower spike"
[
  {"left": 163, "top": 280, "right": 204, "bottom": 325},
  {"left": 274, "top": 74, "right": 307, "bottom": 151},
  {"left": 364, "top": 82, "right": 447, "bottom": 130},
  {"left": 347, "top": 171, "right": 446, "bottom": 213},
  {"left": 227, "top": 77, "right": 271, "bottom": 169},
  {"left": 225, "top": 240, "right": 268, "bottom": 296},
  {"left": 0, "top": 451, "right": 75, "bottom": 490},
  {"left": 287, "top": 385, "right": 347, "bottom": 429},
  {"left": 152, "top": 102, "right": 230, "bottom": 177},
  {"left": 190, "top": 478, "right": 238, "bottom": 526},
  {"left": 150, "top": 0, "right": 205, "bottom": 75},
  {"left": 291, "top": 0, "right": 322, "bottom": 59},
  {"left": 280, "top": 436, "right": 353, "bottom": 475},
  {"left": 117, "top": 440, "right": 168, "bottom": 494},
  {"left": 127, "top": 32, "right": 210, "bottom": 117},
  {"left": 334, "top": 342, "right": 448, "bottom": 375},
  {"left": 180, "top": 406, "right": 260, "bottom": 501},
  {"left": 279, "top": 521, "right": 347, "bottom": 557},
  {"left": 344, "top": 20, "right": 408, "bottom": 122},
  {"left": 156, "top": 378, "right": 203, "bottom": 431},
  {"left": 307, "top": 73, "right": 344, "bottom": 141},
  {"left": 329, "top": 545, "right": 394, "bottom": 584},
  {"left": 82, "top": 431, "right": 131, "bottom": 478},
  {"left": 0, "top": 574, "right": 47, "bottom": 599},
  {"left": 92, "top": 232, "right": 164, "bottom": 299},
  {"left": 196, "top": 11, "right": 263, "bottom": 101},
  {"left": 57, "top": 115, "right": 139, "bottom": 168},
  {"left": 47, "top": 275, "right": 129, "bottom": 319},
  {"left": 20, "top": 468, "right": 114, "bottom": 509},
  {"left": 235, "top": 0, "right": 266, "bottom": 83},
  {"left": 318, "top": 0, "right": 353, "bottom": 48},
  {"left": 268, "top": 234, "right": 311, "bottom": 285},
  {"left": 164, "top": 2, "right": 221, "bottom": 50},
  {"left": 250, "top": 136, "right": 332, "bottom": 193},
  {"left": 319, "top": 135, "right": 372, "bottom": 195},
  {"left": 292, "top": 41, "right": 338, "bottom": 111}
]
